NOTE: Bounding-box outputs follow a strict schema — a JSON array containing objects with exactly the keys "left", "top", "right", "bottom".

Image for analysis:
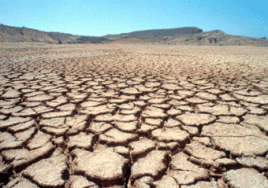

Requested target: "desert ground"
[{"left": 0, "top": 42, "right": 268, "bottom": 188}]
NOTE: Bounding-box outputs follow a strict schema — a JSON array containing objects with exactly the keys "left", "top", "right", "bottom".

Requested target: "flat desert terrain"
[{"left": 0, "top": 42, "right": 268, "bottom": 188}]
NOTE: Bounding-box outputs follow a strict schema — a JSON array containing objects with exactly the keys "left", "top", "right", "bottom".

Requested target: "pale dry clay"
[{"left": 0, "top": 43, "right": 268, "bottom": 188}]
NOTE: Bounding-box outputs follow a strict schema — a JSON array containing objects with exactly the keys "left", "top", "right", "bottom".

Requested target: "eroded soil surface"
[{"left": 0, "top": 43, "right": 268, "bottom": 188}]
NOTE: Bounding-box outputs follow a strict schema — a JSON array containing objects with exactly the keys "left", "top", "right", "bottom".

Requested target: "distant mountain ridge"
[
  {"left": 0, "top": 24, "right": 267, "bottom": 46},
  {"left": 105, "top": 27, "right": 268, "bottom": 46},
  {"left": 0, "top": 24, "right": 111, "bottom": 44},
  {"left": 105, "top": 27, "right": 202, "bottom": 39}
]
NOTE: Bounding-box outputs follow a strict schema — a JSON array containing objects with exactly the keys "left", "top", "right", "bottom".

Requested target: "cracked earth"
[{"left": 0, "top": 42, "right": 268, "bottom": 188}]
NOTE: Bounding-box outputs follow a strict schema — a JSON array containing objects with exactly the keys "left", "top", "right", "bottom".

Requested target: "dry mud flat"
[{"left": 0, "top": 42, "right": 268, "bottom": 188}]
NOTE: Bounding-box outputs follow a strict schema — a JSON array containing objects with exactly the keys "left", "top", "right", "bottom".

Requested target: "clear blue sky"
[{"left": 0, "top": 0, "right": 267, "bottom": 38}]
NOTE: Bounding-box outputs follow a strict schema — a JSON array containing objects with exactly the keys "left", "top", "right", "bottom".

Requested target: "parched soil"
[{"left": 0, "top": 42, "right": 268, "bottom": 188}]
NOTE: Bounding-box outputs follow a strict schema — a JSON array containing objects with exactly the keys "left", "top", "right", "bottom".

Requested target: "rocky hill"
[
  {"left": 105, "top": 28, "right": 268, "bottom": 46},
  {"left": 0, "top": 24, "right": 111, "bottom": 44},
  {"left": 105, "top": 27, "right": 202, "bottom": 40},
  {"left": 0, "top": 24, "right": 267, "bottom": 46},
  {"left": 165, "top": 30, "right": 268, "bottom": 46}
]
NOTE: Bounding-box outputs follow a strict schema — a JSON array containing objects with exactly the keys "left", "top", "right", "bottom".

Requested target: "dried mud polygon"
[{"left": 1, "top": 43, "right": 268, "bottom": 187}]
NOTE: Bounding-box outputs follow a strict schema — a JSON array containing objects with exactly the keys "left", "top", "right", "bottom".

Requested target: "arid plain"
[{"left": 0, "top": 42, "right": 268, "bottom": 188}]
